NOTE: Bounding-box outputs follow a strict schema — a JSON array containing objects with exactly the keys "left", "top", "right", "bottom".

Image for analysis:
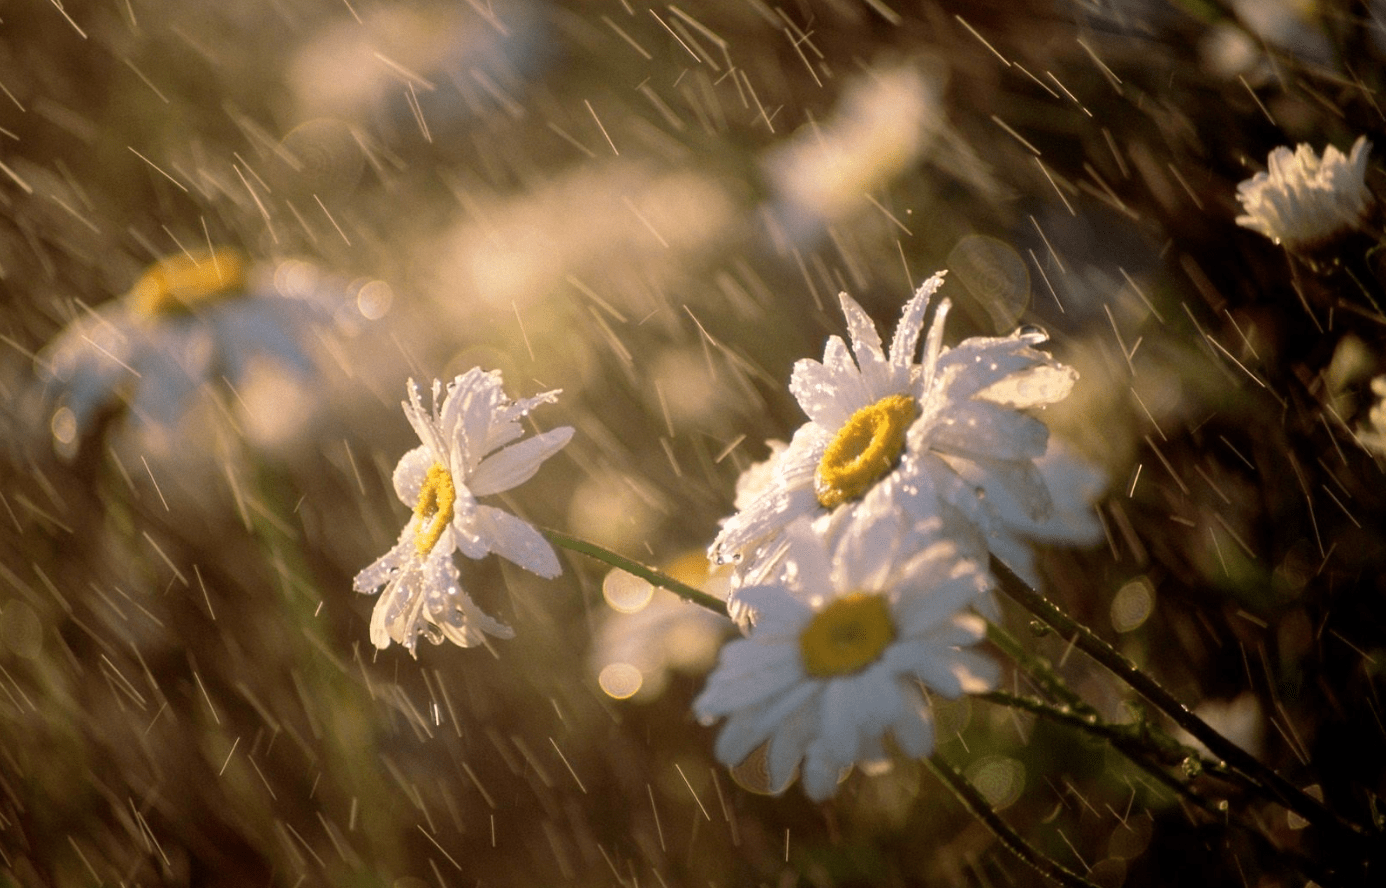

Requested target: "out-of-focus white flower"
[
  {"left": 710, "top": 272, "right": 1081, "bottom": 601},
  {"left": 763, "top": 62, "right": 942, "bottom": 241},
  {"left": 590, "top": 553, "right": 732, "bottom": 702},
  {"left": 1360, "top": 376, "right": 1386, "bottom": 456},
  {"left": 695, "top": 518, "right": 998, "bottom": 801},
  {"left": 288, "top": 1, "right": 550, "bottom": 136},
  {"left": 37, "top": 249, "right": 345, "bottom": 457},
  {"left": 1235, "top": 136, "right": 1373, "bottom": 249},
  {"left": 354, "top": 369, "right": 573, "bottom": 654}
]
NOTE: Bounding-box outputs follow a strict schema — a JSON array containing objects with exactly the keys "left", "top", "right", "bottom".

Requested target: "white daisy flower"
[
  {"left": 710, "top": 272, "right": 1079, "bottom": 596},
  {"left": 353, "top": 369, "right": 574, "bottom": 654},
  {"left": 1235, "top": 136, "right": 1373, "bottom": 249},
  {"left": 694, "top": 517, "right": 998, "bottom": 801},
  {"left": 1360, "top": 375, "right": 1386, "bottom": 457},
  {"left": 36, "top": 249, "right": 345, "bottom": 457}
]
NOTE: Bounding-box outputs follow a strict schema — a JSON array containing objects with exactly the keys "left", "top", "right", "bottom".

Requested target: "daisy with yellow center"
[
  {"left": 353, "top": 369, "right": 574, "bottom": 654},
  {"left": 710, "top": 271, "right": 1084, "bottom": 610},
  {"left": 694, "top": 517, "right": 998, "bottom": 801},
  {"left": 36, "top": 248, "right": 345, "bottom": 456}
]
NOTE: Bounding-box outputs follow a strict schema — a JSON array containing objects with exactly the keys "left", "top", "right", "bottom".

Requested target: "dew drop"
[{"left": 1017, "top": 323, "right": 1049, "bottom": 342}]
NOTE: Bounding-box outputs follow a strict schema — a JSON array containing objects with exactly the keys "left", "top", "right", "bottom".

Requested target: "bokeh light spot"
[
  {"left": 1111, "top": 577, "right": 1156, "bottom": 634},
  {"left": 966, "top": 755, "right": 1025, "bottom": 811},
  {"left": 598, "top": 662, "right": 643, "bottom": 700},
  {"left": 602, "top": 569, "right": 654, "bottom": 614},
  {"left": 357, "top": 279, "right": 393, "bottom": 320}
]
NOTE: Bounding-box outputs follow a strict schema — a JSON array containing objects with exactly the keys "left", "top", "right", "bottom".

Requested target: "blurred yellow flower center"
[
  {"left": 130, "top": 248, "right": 247, "bottom": 317},
  {"left": 815, "top": 393, "right": 918, "bottom": 509},
  {"left": 413, "top": 464, "right": 456, "bottom": 555},
  {"left": 799, "top": 592, "right": 896, "bottom": 678}
]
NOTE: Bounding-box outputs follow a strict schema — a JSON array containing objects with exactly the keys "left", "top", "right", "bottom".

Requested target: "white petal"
[
  {"left": 469, "top": 426, "right": 573, "bottom": 496},
  {"left": 469, "top": 506, "right": 560, "bottom": 576},
  {"left": 392, "top": 445, "right": 434, "bottom": 507},
  {"left": 929, "top": 400, "right": 1050, "bottom": 462},
  {"left": 889, "top": 686, "right": 935, "bottom": 758},
  {"left": 801, "top": 737, "right": 847, "bottom": 801},
  {"left": 838, "top": 292, "right": 891, "bottom": 396},
  {"left": 766, "top": 697, "right": 818, "bottom": 790},
  {"left": 889, "top": 272, "right": 945, "bottom": 369},
  {"left": 789, "top": 355, "right": 855, "bottom": 430}
]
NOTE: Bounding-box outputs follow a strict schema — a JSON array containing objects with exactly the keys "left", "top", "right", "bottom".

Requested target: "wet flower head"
[
  {"left": 1235, "top": 136, "right": 1373, "bottom": 249},
  {"left": 711, "top": 270, "right": 1088, "bottom": 604},
  {"left": 695, "top": 519, "right": 998, "bottom": 801},
  {"left": 353, "top": 369, "right": 574, "bottom": 654}
]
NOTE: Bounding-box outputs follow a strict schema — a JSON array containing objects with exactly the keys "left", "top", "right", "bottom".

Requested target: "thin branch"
[
  {"left": 541, "top": 528, "right": 729, "bottom": 615},
  {"left": 990, "top": 556, "right": 1374, "bottom": 853},
  {"left": 924, "top": 754, "right": 1100, "bottom": 888}
]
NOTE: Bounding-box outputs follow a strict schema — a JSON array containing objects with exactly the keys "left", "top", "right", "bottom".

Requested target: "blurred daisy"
[
  {"left": 354, "top": 369, "right": 573, "bottom": 654},
  {"left": 37, "top": 248, "right": 343, "bottom": 457},
  {"left": 1235, "top": 136, "right": 1373, "bottom": 250},
  {"left": 710, "top": 272, "right": 1080, "bottom": 592},
  {"left": 695, "top": 517, "right": 997, "bottom": 801},
  {"left": 1360, "top": 375, "right": 1386, "bottom": 457}
]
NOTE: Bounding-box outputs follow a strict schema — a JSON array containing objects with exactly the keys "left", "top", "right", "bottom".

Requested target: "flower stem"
[
  {"left": 985, "top": 621, "right": 1093, "bottom": 715},
  {"left": 977, "top": 690, "right": 1243, "bottom": 802},
  {"left": 976, "top": 690, "right": 1332, "bottom": 886},
  {"left": 989, "top": 556, "right": 1373, "bottom": 851},
  {"left": 541, "top": 528, "right": 729, "bottom": 616},
  {"left": 924, "top": 754, "right": 1099, "bottom": 888}
]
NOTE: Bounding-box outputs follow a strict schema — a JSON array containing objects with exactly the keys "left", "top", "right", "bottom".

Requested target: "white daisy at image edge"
[
  {"left": 1235, "top": 135, "right": 1373, "bottom": 249},
  {"left": 354, "top": 368, "right": 574, "bottom": 654},
  {"left": 710, "top": 271, "right": 1084, "bottom": 602},
  {"left": 695, "top": 516, "right": 999, "bottom": 801}
]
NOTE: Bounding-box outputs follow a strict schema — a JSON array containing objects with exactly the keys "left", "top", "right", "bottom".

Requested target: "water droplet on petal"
[{"left": 1017, "top": 323, "right": 1049, "bottom": 342}]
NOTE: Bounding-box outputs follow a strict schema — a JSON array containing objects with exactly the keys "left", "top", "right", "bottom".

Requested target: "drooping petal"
[
  {"left": 469, "top": 426, "right": 574, "bottom": 496},
  {"left": 469, "top": 505, "right": 561, "bottom": 577}
]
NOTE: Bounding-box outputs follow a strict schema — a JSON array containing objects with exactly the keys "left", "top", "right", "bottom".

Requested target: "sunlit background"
[{"left": 1, "top": 0, "right": 1384, "bottom": 885}]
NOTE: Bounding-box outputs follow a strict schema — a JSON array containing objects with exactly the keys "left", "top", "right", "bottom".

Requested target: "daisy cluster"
[
  {"left": 351, "top": 271, "right": 1095, "bottom": 799},
  {"left": 693, "top": 271, "right": 1096, "bottom": 800}
]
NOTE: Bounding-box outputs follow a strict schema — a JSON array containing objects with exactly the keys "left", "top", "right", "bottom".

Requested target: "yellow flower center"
[
  {"left": 799, "top": 592, "right": 896, "bottom": 678},
  {"left": 413, "top": 463, "right": 456, "bottom": 555},
  {"left": 129, "top": 248, "right": 248, "bottom": 317},
  {"left": 814, "top": 393, "right": 919, "bottom": 509}
]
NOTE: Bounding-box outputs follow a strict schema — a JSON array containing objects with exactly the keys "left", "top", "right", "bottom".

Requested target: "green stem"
[
  {"left": 989, "top": 557, "right": 1372, "bottom": 850},
  {"left": 977, "top": 690, "right": 1330, "bottom": 885},
  {"left": 924, "top": 755, "right": 1100, "bottom": 888},
  {"left": 986, "top": 621, "right": 1093, "bottom": 715},
  {"left": 541, "top": 528, "right": 729, "bottom": 616},
  {"left": 978, "top": 691, "right": 1242, "bottom": 799}
]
